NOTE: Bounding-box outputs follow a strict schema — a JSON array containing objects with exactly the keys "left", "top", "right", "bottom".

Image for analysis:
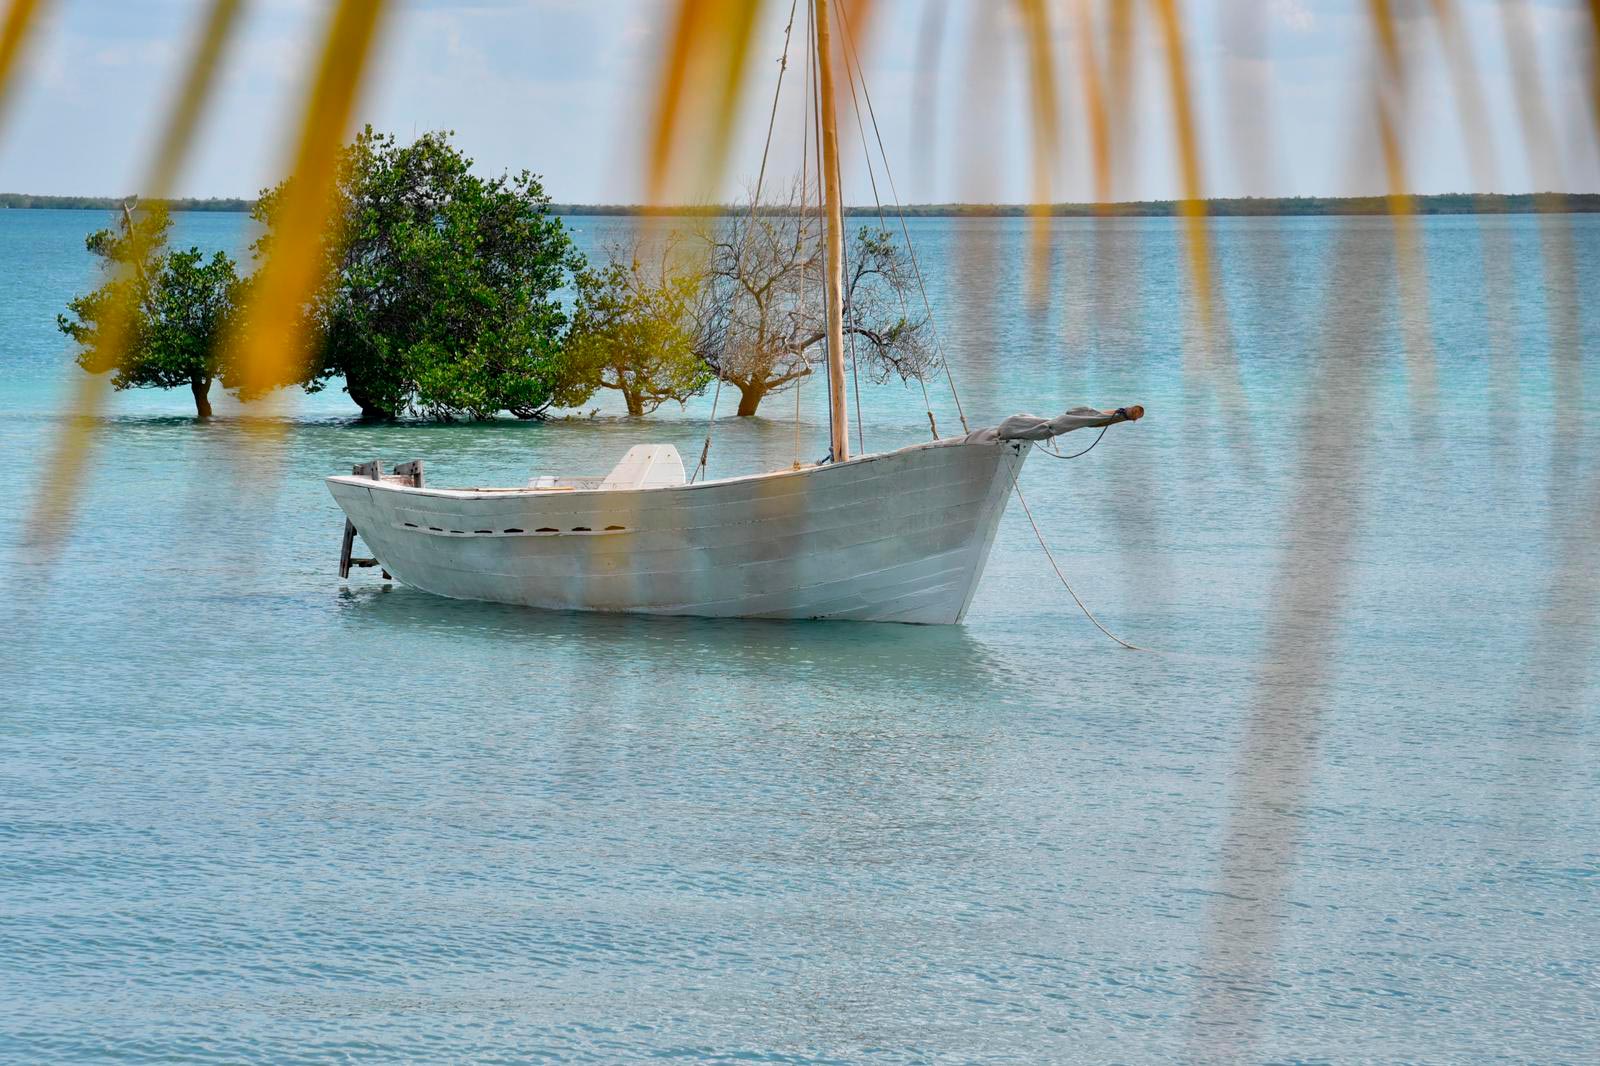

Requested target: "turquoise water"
[{"left": 2, "top": 209, "right": 1597, "bottom": 1062}]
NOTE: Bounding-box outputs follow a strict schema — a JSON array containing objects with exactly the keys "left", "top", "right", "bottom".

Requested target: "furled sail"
[{"left": 955, "top": 406, "right": 1145, "bottom": 444}]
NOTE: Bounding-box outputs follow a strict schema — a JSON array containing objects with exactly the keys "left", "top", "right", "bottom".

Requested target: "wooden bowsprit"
[{"left": 338, "top": 459, "right": 423, "bottom": 580}]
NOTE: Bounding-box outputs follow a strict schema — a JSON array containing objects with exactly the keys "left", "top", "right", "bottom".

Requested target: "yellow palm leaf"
[
  {"left": 647, "top": 0, "right": 765, "bottom": 205},
  {"left": 225, "top": 0, "right": 389, "bottom": 405},
  {"left": 1015, "top": 0, "right": 1061, "bottom": 305},
  {"left": 0, "top": 0, "right": 46, "bottom": 138},
  {"left": 23, "top": 0, "right": 246, "bottom": 556}
]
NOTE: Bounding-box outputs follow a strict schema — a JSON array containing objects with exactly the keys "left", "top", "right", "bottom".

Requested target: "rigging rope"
[
  {"left": 833, "top": 0, "right": 939, "bottom": 441},
  {"left": 848, "top": 332, "right": 865, "bottom": 453},
  {"left": 794, "top": 0, "right": 813, "bottom": 470},
  {"left": 828, "top": 54, "right": 865, "bottom": 453},
  {"left": 843, "top": 242, "right": 866, "bottom": 455},
  {"left": 793, "top": 372, "right": 804, "bottom": 467},
  {"left": 693, "top": 0, "right": 800, "bottom": 484},
  {"left": 808, "top": 0, "right": 833, "bottom": 462},
  {"left": 834, "top": 0, "right": 970, "bottom": 433}
]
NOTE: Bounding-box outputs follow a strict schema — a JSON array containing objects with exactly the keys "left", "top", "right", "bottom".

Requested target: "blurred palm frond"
[
  {"left": 23, "top": 0, "right": 245, "bottom": 556},
  {"left": 1073, "top": 0, "right": 1110, "bottom": 207},
  {"left": 1368, "top": 0, "right": 1438, "bottom": 415},
  {"left": 226, "top": 0, "right": 390, "bottom": 404},
  {"left": 0, "top": 0, "right": 46, "bottom": 137},
  {"left": 1015, "top": 0, "right": 1061, "bottom": 306},
  {"left": 647, "top": 0, "right": 765, "bottom": 206}
]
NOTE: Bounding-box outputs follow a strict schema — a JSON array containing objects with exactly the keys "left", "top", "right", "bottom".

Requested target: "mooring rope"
[
  {"left": 1006, "top": 446, "right": 1144, "bottom": 651},
  {"left": 1035, "top": 424, "right": 1110, "bottom": 461}
]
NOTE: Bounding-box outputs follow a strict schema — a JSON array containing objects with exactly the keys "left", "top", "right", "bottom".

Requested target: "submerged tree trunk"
[
  {"left": 623, "top": 390, "right": 645, "bottom": 417},
  {"left": 346, "top": 378, "right": 395, "bottom": 420},
  {"left": 190, "top": 377, "right": 213, "bottom": 419},
  {"left": 735, "top": 381, "right": 767, "bottom": 417}
]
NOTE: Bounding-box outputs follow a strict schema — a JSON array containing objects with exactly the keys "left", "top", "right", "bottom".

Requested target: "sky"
[{"left": 0, "top": 0, "right": 1596, "bottom": 204}]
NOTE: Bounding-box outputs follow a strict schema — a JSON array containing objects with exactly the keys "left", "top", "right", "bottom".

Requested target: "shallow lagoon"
[{"left": 2, "top": 210, "right": 1597, "bottom": 1062}]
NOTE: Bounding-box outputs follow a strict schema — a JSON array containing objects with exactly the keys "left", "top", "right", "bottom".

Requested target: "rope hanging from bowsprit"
[{"left": 1008, "top": 437, "right": 1146, "bottom": 652}]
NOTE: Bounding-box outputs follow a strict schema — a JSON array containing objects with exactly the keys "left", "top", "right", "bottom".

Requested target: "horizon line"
[{"left": 2, "top": 190, "right": 1597, "bottom": 217}]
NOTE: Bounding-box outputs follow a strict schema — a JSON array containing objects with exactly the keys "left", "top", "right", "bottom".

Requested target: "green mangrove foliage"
[
  {"left": 563, "top": 246, "right": 711, "bottom": 416},
  {"left": 256, "top": 127, "right": 582, "bottom": 420},
  {"left": 57, "top": 203, "right": 244, "bottom": 418},
  {"left": 62, "top": 130, "right": 948, "bottom": 422}
]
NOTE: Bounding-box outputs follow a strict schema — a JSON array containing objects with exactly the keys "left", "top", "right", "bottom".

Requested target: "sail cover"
[{"left": 957, "top": 406, "right": 1144, "bottom": 444}]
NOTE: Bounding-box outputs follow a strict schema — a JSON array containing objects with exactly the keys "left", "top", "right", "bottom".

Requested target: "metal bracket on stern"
[{"left": 338, "top": 459, "right": 424, "bottom": 580}]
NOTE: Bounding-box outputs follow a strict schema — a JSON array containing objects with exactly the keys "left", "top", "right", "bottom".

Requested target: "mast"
[{"left": 814, "top": 0, "right": 849, "bottom": 462}]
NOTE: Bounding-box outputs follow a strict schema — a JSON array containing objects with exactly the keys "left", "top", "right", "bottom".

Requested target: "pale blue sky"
[{"left": 0, "top": 0, "right": 1595, "bottom": 202}]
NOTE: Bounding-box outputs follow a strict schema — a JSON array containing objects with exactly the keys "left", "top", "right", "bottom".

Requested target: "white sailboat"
[{"left": 326, "top": 0, "right": 1142, "bottom": 624}]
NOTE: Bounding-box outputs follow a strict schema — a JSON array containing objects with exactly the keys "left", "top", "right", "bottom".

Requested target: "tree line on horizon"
[
  {"left": 56, "top": 128, "right": 930, "bottom": 421},
  {"left": 4, "top": 194, "right": 252, "bottom": 211},
  {"left": 13, "top": 190, "right": 1600, "bottom": 217}
]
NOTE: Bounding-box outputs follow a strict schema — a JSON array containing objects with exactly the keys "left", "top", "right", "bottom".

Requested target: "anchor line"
[{"left": 1007, "top": 446, "right": 1144, "bottom": 651}]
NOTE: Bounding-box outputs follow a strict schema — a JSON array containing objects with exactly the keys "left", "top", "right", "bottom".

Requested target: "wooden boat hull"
[{"left": 326, "top": 438, "right": 1029, "bottom": 624}]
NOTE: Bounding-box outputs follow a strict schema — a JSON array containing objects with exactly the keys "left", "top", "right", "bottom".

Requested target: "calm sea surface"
[{"left": 1, "top": 209, "right": 1597, "bottom": 1063}]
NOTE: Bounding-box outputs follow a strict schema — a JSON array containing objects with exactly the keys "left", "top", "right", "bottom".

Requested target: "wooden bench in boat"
[{"left": 598, "top": 444, "right": 685, "bottom": 490}]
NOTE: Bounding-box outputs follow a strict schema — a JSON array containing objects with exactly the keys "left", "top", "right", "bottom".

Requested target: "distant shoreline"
[
  {"left": 2, "top": 191, "right": 1597, "bottom": 216},
  {"left": 0, "top": 195, "right": 255, "bottom": 213},
  {"left": 553, "top": 193, "right": 1600, "bottom": 218}
]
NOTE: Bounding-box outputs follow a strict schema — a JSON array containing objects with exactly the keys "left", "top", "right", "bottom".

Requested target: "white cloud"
[
  {"left": 1270, "top": 0, "right": 1315, "bottom": 34},
  {"left": 0, "top": 0, "right": 1595, "bottom": 200}
]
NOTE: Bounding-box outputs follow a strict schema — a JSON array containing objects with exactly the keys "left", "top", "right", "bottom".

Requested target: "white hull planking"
[{"left": 326, "top": 438, "right": 1030, "bottom": 624}]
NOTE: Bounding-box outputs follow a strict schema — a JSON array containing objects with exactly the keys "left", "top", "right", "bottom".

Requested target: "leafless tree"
[{"left": 689, "top": 187, "right": 936, "bottom": 417}]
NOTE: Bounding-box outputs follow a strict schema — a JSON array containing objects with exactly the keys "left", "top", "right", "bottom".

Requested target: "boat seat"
[{"left": 598, "top": 444, "right": 686, "bottom": 490}]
